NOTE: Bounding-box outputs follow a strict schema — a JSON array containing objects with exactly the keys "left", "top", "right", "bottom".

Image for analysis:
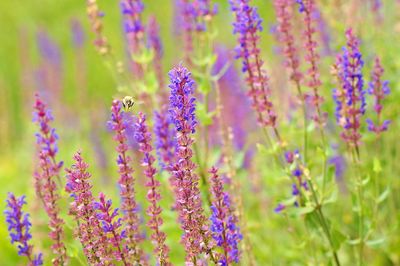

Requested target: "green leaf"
[
  {"left": 331, "top": 228, "right": 346, "bottom": 251},
  {"left": 377, "top": 187, "right": 390, "bottom": 204},
  {"left": 288, "top": 206, "right": 315, "bottom": 216},
  {"left": 131, "top": 48, "right": 154, "bottom": 64},
  {"left": 305, "top": 211, "right": 320, "bottom": 231},
  {"left": 348, "top": 238, "right": 361, "bottom": 245},
  {"left": 366, "top": 238, "right": 385, "bottom": 247},
  {"left": 197, "top": 78, "right": 212, "bottom": 95},
  {"left": 373, "top": 157, "right": 382, "bottom": 173},
  {"left": 196, "top": 103, "right": 214, "bottom": 126},
  {"left": 362, "top": 175, "right": 370, "bottom": 186}
]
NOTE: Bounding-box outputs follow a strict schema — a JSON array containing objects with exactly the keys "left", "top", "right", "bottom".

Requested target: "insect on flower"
[{"left": 122, "top": 96, "right": 135, "bottom": 111}]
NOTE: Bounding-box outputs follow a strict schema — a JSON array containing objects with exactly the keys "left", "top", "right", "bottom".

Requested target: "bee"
[{"left": 122, "top": 96, "right": 135, "bottom": 111}]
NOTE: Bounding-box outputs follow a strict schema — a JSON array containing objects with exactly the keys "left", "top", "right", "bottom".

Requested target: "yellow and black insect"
[{"left": 122, "top": 96, "right": 135, "bottom": 111}]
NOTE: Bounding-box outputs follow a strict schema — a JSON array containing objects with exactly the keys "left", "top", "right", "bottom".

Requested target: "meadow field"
[{"left": 1, "top": 0, "right": 400, "bottom": 265}]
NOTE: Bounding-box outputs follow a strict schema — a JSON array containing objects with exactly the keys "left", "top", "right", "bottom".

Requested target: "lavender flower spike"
[
  {"left": 229, "top": 0, "right": 278, "bottom": 132},
  {"left": 109, "top": 100, "right": 146, "bottom": 264},
  {"left": 333, "top": 28, "right": 366, "bottom": 150},
  {"left": 134, "top": 112, "right": 171, "bottom": 265},
  {"left": 168, "top": 65, "right": 217, "bottom": 263},
  {"left": 33, "top": 94, "right": 68, "bottom": 265},
  {"left": 209, "top": 167, "right": 242, "bottom": 265},
  {"left": 366, "top": 56, "right": 391, "bottom": 135},
  {"left": 94, "top": 193, "right": 128, "bottom": 265},
  {"left": 65, "top": 152, "right": 110, "bottom": 264},
  {"left": 5, "top": 193, "right": 43, "bottom": 266}
]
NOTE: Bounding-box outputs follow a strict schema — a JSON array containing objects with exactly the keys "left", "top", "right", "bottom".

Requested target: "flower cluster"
[
  {"left": 168, "top": 65, "right": 216, "bottom": 263},
  {"left": 273, "top": 0, "right": 302, "bottom": 84},
  {"left": 366, "top": 56, "right": 391, "bottom": 134},
  {"left": 120, "top": 0, "right": 146, "bottom": 77},
  {"left": 333, "top": 28, "right": 366, "bottom": 148},
  {"left": 94, "top": 193, "right": 128, "bottom": 264},
  {"left": 209, "top": 167, "right": 242, "bottom": 265},
  {"left": 32, "top": 94, "right": 67, "bottom": 265},
  {"left": 5, "top": 193, "right": 43, "bottom": 266},
  {"left": 229, "top": 0, "right": 278, "bottom": 129},
  {"left": 191, "top": 0, "right": 218, "bottom": 32},
  {"left": 134, "top": 112, "right": 171, "bottom": 265},
  {"left": 154, "top": 111, "right": 176, "bottom": 170},
  {"left": 109, "top": 100, "right": 145, "bottom": 264},
  {"left": 301, "top": 0, "right": 324, "bottom": 124},
  {"left": 147, "top": 16, "right": 165, "bottom": 91},
  {"left": 33, "top": 94, "right": 63, "bottom": 173},
  {"left": 65, "top": 152, "right": 109, "bottom": 264},
  {"left": 275, "top": 150, "right": 309, "bottom": 212},
  {"left": 86, "top": 0, "right": 109, "bottom": 55}
]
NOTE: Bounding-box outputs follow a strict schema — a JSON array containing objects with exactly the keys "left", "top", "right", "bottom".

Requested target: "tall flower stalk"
[
  {"left": 5, "top": 193, "right": 43, "bottom": 266},
  {"left": 134, "top": 112, "right": 171, "bottom": 265},
  {"left": 209, "top": 167, "right": 242, "bottom": 265},
  {"left": 333, "top": 28, "right": 366, "bottom": 265},
  {"left": 65, "top": 152, "right": 109, "bottom": 264},
  {"left": 366, "top": 56, "right": 390, "bottom": 136},
  {"left": 33, "top": 94, "right": 68, "bottom": 265},
  {"left": 109, "top": 100, "right": 146, "bottom": 264},
  {"left": 229, "top": 0, "right": 280, "bottom": 144},
  {"left": 168, "top": 65, "right": 217, "bottom": 264},
  {"left": 94, "top": 193, "right": 128, "bottom": 265}
]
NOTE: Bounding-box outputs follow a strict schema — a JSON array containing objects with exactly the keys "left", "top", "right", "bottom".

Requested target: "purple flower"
[
  {"left": 296, "top": 0, "right": 306, "bottom": 12},
  {"left": 65, "top": 152, "right": 110, "bottom": 263},
  {"left": 333, "top": 28, "right": 366, "bottom": 148},
  {"left": 109, "top": 100, "right": 146, "bottom": 264},
  {"left": 5, "top": 193, "right": 43, "bottom": 265},
  {"left": 274, "top": 203, "right": 286, "bottom": 213},
  {"left": 94, "top": 193, "right": 128, "bottom": 264},
  {"left": 32, "top": 94, "right": 67, "bottom": 265},
  {"left": 273, "top": 0, "right": 303, "bottom": 84},
  {"left": 70, "top": 19, "right": 85, "bottom": 48},
  {"left": 154, "top": 111, "right": 176, "bottom": 170},
  {"left": 168, "top": 65, "right": 197, "bottom": 133},
  {"left": 37, "top": 30, "right": 62, "bottom": 68},
  {"left": 168, "top": 65, "right": 216, "bottom": 263},
  {"left": 229, "top": 0, "right": 278, "bottom": 130},
  {"left": 209, "top": 167, "right": 242, "bottom": 264},
  {"left": 328, "top": 155, "right": 346, "bottom": 179},
  {"left": 134, "top": 112, "right": 171, "bottom": 265},
  {"left": 366, "top": 57, "right": 391, "bottom": 135},
  {"left": 147, "top": 16, "right": 166, "bottom": 92}
]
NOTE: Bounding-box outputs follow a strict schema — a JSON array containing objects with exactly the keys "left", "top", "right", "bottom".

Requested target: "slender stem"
[{"left": 307, "top": 178, "right": 341, "bottom": 266}]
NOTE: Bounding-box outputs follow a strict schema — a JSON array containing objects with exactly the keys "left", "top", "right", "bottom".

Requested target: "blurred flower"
[
  {"left": 121, "top": 0, "right": 145, "bottom": 77},
  {"left": 147, "top": 16, "right": 165, "bottom": 93},
  {"left": 333, "top": 28, "right": 366, "bottom": 148},
  {"left": 273, "top": 0, "right": 303, "bottom": 84},
  {"left": 229, "top": 0, "right": 278, "bottom": 129},
  {"left": 366, "top": 56, "right": 391, "bottom": 135},
  {"left": 5, "top": 193, "right": 43, "bottom": 266},
  {"left": 109, "top": 100, "right": 146, "bottom": 264},
  {"left": 301, "top": 0, "right": 325, "bottom": 125},
  {"left": 70, "top": 19, "right": 85, "bottom": 48},
  {"left": 154, "top": 111, "right": 176, "bottom": 170},
  {"left": 328, "top": 154, "right": 346, "bottom": 180},
  {"left": 86, "top": 0, "right": 110, "bottom": 55},
  {"left": 65, "top": 152, "right": 110, "bottom": 264},
  {"left": 209, "top": 167, "right": 242, "bottom": 265},
  {"left": 134, "top": 112, "right": 171, "bottom": 265},
  {"left": 168, "top": 65, "right": 216, "bottom": 263}
]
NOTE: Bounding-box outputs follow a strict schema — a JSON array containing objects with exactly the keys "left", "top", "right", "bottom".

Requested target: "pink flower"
[
  {"left": 134, "top": 112, "right": 171, "bottom": 265},
  {"left": 109, "top": 100, "right": 146, "bottom": 264},
  {"left": 65, "top": 152, "right": 110, "bottom": 264}
]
